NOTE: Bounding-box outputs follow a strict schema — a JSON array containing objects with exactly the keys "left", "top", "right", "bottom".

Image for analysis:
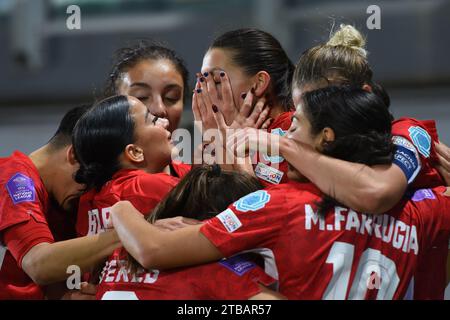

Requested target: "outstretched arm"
[
  {"left": 20, "top": 230, "right": 120, "bottom": 285},
  {"left": 279, "top": 138, "right": 407, "bottom": 214},
  {"left": 111, "top": 201, "right": 223, "bottom": 270},
  {"left": 228, "top": 129, "right": 408, "bottom": 214}
]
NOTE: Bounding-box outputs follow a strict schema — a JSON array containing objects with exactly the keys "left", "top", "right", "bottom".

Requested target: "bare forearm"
[
  {"left": 23, "top": 230, "right": 120, "bottom": 285},
  {"left": 112, "top": 201, "right": 222, "bottom": 270},
  {"left": 112, "top": 207, "right": 160, "bottom": 268},
  {"left": 280, "top": 138, "right": 406, "bottom": 213}
]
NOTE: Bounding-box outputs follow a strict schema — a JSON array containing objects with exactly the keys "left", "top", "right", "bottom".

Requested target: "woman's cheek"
[{"left": 168, "top": 103, "right": 183, "bottom": 129}]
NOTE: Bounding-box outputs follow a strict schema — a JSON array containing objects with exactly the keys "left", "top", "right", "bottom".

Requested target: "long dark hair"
[
  {"left": 126, "top": 165, "right": 263, "bottom": 272},
  {"left": 302, "top": 86, "right": 395, "bottom": 215},
  {"left": 73, "top": 95, "right": 135, "bottom": 191},
  {"left": 211, "top": 28, "right": 294, "bottom": 111},
  {"left": 103, "top": 40, "right": 189, "bottom": 103}
]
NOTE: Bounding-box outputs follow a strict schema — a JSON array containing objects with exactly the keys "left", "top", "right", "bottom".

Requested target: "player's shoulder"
[
  {"left": 392, "top": 117, "right": 438, "bottom": 160},
  {"left": 230, "top": 182, "right": 317, "bottom": 215},
  {"left": 0, "top": 151, "right": 38, "bottom": 182},
  {"left": 396, "top": 187, "right": 448, "bottom": 217},
  {"left": 266, "top": 181, "right": 321, "bottom": 200},
  {"left": 0, "top": 151, "right": 44, "bottom": 204},
  {"left": 111, "top": 169, "right": 177, "bottom": 190},
  {"left": 135, "top": 171, "right": 179, "bottom": 189}
]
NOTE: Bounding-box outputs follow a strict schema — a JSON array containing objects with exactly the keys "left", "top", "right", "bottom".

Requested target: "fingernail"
[
  {"left": 212, "top": 105, "right": 218, "bottom": 113},
  {"left": 220, "top": 72, "right": 225, "bottom": 77},
  {"left": 196, "top": 88, "right": 202, "bottom": 93},
  {"left": 203, "top": 72, "right": 209, "bottom": 77},
  {"left": 241, "top": 93, "right": 247, "bottom": 99},
  {"left": 200, "top": 77, "right": 205, "bottom": 83},
  {"left": 251, "top": 87, "right": 255, "bottom": 94}
]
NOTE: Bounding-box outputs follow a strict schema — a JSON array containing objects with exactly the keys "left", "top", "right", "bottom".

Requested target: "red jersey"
[
  {"left": 391, "top": 117, "right": 443, "bottom": 188},
  {"left": 253, "top": 111, "right": 294, "bottom": 186},
  {"left": 170, "top": 161, "right": 191, "bottom": 179},
  {"left": 77, "top": 169, "right": 179, "bottom": 236},
  {"left": 391, "top": 117, "right": 447, "bottom": 299},
  {"left": 0, "top": 151, "right": 54, "bottom": 299},
  {"left": 96, "top": 248, "right": 275, "bottom": 300},
  {"left": 200, "top": 182, "right": 450, "bottom": 300}
]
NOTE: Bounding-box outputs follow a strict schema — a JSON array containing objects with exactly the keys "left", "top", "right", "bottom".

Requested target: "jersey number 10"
[{"left": 323, "top": 242, "right": 400, "bottom": 300}]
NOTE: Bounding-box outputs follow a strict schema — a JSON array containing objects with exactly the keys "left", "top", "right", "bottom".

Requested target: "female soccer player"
[
  {"left": 0, "top": 106, "right": 121, "bottom": 299},
  {"left": 73, "top": 95, "right": 183, "bottom": 237},
  {"left": 109, "top": 86, "right": 450, "bottom": 299},
  {"left": 192, "top": 28, "right": 295, "bottom": 185},
  {"left": 97, "top": 165, "right": 283, "bottom": 300},
  {"left": 103, "top": 41, "right": 188, "bottom": 134},
  {"left": 227, "top": 24, "right": 450, "bottom": 299},
  {"left": 269, "top": 24, "right": 445, "bottom": 212}
]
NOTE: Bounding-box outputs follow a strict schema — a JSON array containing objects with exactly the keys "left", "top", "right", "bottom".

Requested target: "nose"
[
  {"left": 155, "top": 117, "right": 170, "bottom": 130},
  {"left": 149, "top": 97, "right": 168, "bottom": 119}
]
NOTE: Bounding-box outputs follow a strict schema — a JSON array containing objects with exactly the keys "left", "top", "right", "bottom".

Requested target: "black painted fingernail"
[
  {"left": 196, "top": 88, "right": 202, "bottom": 93},
  {"left": 200, "top": 77, "right": 205, "bottom": 83},
  {"left": 241, "top": 93, "right": 247, "bottom": 99},
  {"left": 251, "top": 87, "right": 255, "bottom": 94},
  {"left": 203, "top": 72, "right": 209, "bottom": 77},
  {"left": 220, "top": 72, "right": 225, "bottom": 77},
  {"left": 212, "top": 105, "right": 218, "bottom": 113}
]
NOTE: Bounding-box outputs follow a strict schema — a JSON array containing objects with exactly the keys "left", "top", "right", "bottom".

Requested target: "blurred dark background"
[{"left": 0, "top": 0, "right": 449, "bottom": 156}]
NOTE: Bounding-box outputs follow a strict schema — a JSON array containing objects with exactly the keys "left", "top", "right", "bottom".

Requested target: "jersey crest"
[
  {"left": 233, "top": 190, "right": 271, "bottom": 212},
  {"left": 6, "top": 173, "right": 36, "bottom": 205},
  {"left": 408, "top": 126, "right": 431, "bottom": 158}
]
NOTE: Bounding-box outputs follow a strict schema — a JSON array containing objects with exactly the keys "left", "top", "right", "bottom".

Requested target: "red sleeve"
[
  {"left": 391, "top": 117, "right": 444, "bottom": 188},
  {"left": 202, "top": 259, "right": 276, "bottom": 299},
  {"left": 200, "top": 189, "right": 288, "bottom": 257},
  {"left": 0, "top": 171, "right": 49, "bottom": 232},
  {"left": 2, "top": 216, "right": 54, "bottom": 267},
  {"left": 410, "top": 187, "right": 450, "bottom": 252}
]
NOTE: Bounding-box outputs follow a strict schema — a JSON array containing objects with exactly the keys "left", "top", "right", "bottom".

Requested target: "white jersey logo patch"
[
  {"left": 217, "top": 208, "right": 242, "bottom": 233},
  {"left": 255, "top": 162, "right": 284, "bottom": 184}
]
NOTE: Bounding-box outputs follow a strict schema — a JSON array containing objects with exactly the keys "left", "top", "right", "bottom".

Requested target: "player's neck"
[{"left": 28, "top": 145, "right": 61, "bottom": 194}]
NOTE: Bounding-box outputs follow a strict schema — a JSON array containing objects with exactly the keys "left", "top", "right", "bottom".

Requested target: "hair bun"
[
  {"left": 327, "top": 24, "right": 367, "bottom": 57},
  {"left": 75, "top": 162, "right": 115, "bottom": 191}
]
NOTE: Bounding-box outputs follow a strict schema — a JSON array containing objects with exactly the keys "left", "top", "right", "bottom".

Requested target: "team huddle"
[{"left": 1, "top": 25, "right": 450, "bottom": 300}]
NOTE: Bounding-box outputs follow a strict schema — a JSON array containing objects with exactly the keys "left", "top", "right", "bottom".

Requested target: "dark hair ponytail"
[
  {"left": 73, "top": 95, "right": 135, "bottom": 191},
  {"left": 302, "top": 86, "right": 395, "bottom": 215},
  {"left": 211, "top": 28, "right": 294, "bottom": 111}
]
